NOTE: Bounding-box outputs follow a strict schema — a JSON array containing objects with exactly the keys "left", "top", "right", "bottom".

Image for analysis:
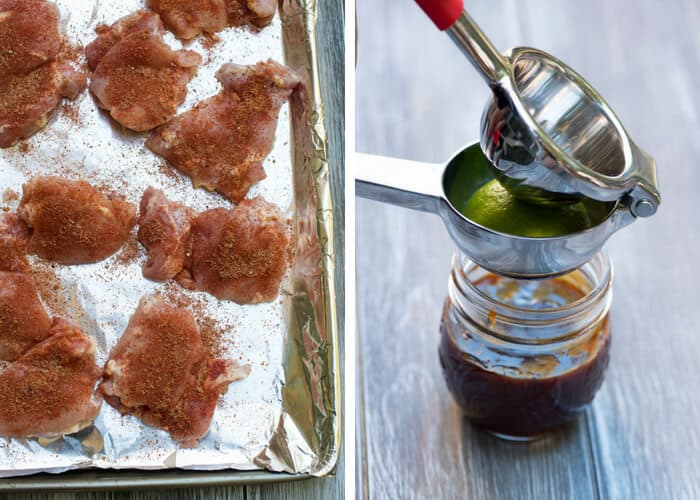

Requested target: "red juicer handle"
[
  {"left": 416, "top": 0, "right": 464, "bottom": 30},
  {"left": 415, "top": 0, "right": 508, "bottom": 85}
]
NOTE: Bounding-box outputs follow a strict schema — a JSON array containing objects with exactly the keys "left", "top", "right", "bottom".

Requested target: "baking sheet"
[{"left": 0, "top": 0, "right": 339, "bottom": 484}]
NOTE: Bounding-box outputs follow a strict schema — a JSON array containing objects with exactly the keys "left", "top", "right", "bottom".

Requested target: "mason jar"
[{"left": 439, "top": 251, "right": 612, "bottom": 440}]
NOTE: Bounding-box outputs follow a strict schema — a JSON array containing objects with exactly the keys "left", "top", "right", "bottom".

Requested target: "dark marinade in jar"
[{"left": 439, "top": 275, "right": 611, "bottom": 439}]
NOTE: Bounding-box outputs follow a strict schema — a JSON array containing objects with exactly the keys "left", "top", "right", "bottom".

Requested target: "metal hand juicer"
[{"left": 356, "top": 0, "right": 660, "bottom": 278}]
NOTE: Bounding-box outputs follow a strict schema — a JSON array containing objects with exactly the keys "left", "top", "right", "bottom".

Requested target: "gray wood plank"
[
  {"left": 568, "top": 1, "right": 700, "bottom": 499},
  {"left": 249, "top": 466, "right": 344, "bottom": 500},
  {"left": 509, "top": 1, "right": 700, "bottom": 499},
  {"left": 355, "top": 328, "right": 368, "bottom": 500},
  {"left": 319, "top": 0, "right": 346, "bottom": 350},
  {"left": 0, "top": 488, "right": 245, "bottom": 500},
  {"left": 356, "top": 0, "right": 700, "bottom": 498}
]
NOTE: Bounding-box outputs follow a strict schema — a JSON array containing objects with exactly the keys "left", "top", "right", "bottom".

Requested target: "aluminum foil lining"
[{"left": 0, "top": 0, "right": 339, "bottom": 479}]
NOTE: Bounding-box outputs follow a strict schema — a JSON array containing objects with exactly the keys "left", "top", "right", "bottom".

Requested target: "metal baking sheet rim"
[{"left": 0, "top": 0, "right": 341, "bottom": 490}]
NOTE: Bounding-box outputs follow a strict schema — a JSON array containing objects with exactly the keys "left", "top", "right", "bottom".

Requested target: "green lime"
[{"left": 460, "top": 180, "right": 601, "bottom": 237}]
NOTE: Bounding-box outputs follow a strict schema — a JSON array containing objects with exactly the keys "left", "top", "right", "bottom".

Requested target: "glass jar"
[{"left": 439, "top": 251, "right": 612, "bottom": 440}]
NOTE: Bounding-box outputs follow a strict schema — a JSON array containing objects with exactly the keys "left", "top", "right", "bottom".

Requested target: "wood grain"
[
  {"left": 356, "top": 0, "right": 700, "bottom": 499},
  {"left": 1, "top": 489, "right": 245, "bottom": 500}
]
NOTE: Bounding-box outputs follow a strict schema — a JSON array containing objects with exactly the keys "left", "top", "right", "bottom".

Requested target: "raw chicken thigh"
[
  {"left": 0, "top": 272, "right": 52, "bottom": 362},
  {"left": 137, "top": 187, "right": 194, "bottom": 281},
  {"left": 179, "top": 197, "right": 291, "bottom": 304},
  {"left": 0, "top": 0, "right": 86, "bottom": 147},
  {"left": 146, "top": 0, "right": 226, "bottom": 40},
  {"left": 0, "top": 0, "right": 62, "bottom": 76},
  {"left": 225, "top": 0, "right": 276, "bottom": 27},
  {"left": 19, "top": 176, "right": 136, "bottom": 265},
  {"left": 87, "top": 10, "right": 201, "bottom": 131},
  {"left": 101, "top": 295, "right": 250, "bottom": 447},
  {"left": 147, "top": 60, "right": 300, "bottom": 202},
  {"left": 86, "top": 10, "right": 164, "bottom": 71},
  {"left": 0, "top": 318, "right": 102, "bottom": 438},
  {"left": 136, "top": 189, "right": 291, "bottom": 304},
  {"left": 0, "top": 213, "right": 30, "bottom": 273},
  {"left": 0, "top": 214, "right": 53, "bottom": 363},
  {"left": 0, "top": 63, "right": 86, "bottom": 148},
  {"left": 0, "top": 205, "right": 103, "bottom": 438},
  {"left": 147, "top": 0, "right": 275, "bottom": 40}
]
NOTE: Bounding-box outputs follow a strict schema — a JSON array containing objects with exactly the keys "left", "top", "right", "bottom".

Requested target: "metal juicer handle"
[
  {"left": 355, "top": 153, "right": 444, "bottom": 213},
  {"left": 416, "top": 0, "right": 510, "bottom": 85}
]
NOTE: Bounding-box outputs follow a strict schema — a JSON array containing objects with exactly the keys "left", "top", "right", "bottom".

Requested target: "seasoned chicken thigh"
[
  {"left": 0, "top": 271, "right": 52, "bottom": 362},
  {"left": 137, "top": 187, "right": 194, "bottom": 281},
  {"left": 0, "top": 0, "right": 86, "bottom": 147},
  {"left": 0, "top": 318, "right": 102, "bottom": 438},
  {"left": 86, "top": 10, "right": 164, "bottom": 71},
  {"left": 0, "top": 213, "right": 30, "bottom": 273},
  {"left": 101, "top": 295, "right": 250, "bottom": 447},
  {"left": 0, "top": 61, "right": 86, "bottom": 148},
  {"left": 0, "top": 0, "right": 62, "bottom": 76},
  {"left": 178, "top": 197, "right": 290, "bottom": 304},
  {"left": 225, "top": 0, "right": 276, "bottom": 28},
  {"left": 87, "top": 11, "right": 201, "bottom": 131},
  {"left": 146, "top": 0, "right": 226, "bottom": 40},
  {"left": 19, "top": 176, "right": 136, "bottom": 265},
  {"left": 147, "top": 60, "right": 300, "bottom": 202},
  {"left": 147, "top": 0, "right": 275, "bottom": 40},
  {"left": 134, "top": 189, "right": 290, "bottom": 303}
]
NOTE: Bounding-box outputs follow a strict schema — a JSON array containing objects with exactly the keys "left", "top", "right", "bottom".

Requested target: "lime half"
[{"left": 460, "top": 180, "right": 607, "bottom": 238}]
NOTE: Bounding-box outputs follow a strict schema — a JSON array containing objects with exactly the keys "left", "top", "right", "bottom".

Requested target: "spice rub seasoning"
[
  {"left": 100, "top": 294, "right": 250, "bottom": 447},
  {"left": 87, "top": 10, "right": 201, "bottom": 132},
  {"left": 146, "top": 60, "right": 300, "bottom": 202},
  {"left": 18, "top": 176, "right": 136, "bottom": 265},
  {"left": 0, "top": 0, "right": 86, "bottom": 147},
  {"left": 0, "top": 317, "right": 102, "bottom": 438}
]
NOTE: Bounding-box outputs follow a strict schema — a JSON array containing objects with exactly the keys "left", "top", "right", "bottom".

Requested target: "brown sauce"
[{"left": 439, "top": 275, "right": 611, "bottom": 438}]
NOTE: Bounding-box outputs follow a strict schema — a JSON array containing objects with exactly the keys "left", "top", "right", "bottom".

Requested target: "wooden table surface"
[
  {"left": 356, "top": 1, "right": 700, "bottom": 499},
  {"left": 2, "top": 0, "right": 344, "bottom": 498}
]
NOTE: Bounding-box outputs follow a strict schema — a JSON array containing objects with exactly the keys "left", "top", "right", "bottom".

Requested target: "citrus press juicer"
[{"left": 356, "top": 0, "right": 660, "bottom": 278}]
